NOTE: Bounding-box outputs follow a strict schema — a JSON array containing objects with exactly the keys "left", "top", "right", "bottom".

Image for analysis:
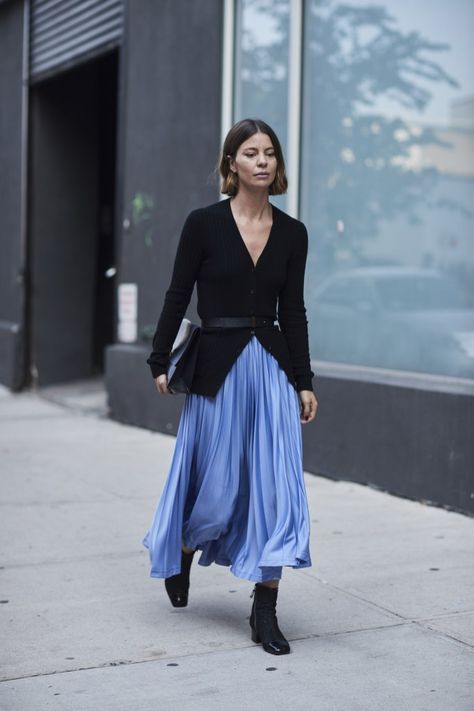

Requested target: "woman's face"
[{"left": 229, "top": 132, "right": 277, "bottom": 193}]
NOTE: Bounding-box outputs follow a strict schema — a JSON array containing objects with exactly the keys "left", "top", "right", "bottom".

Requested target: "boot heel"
[{"left": 251, "top": 628, "right": 261, "bottom": 644}]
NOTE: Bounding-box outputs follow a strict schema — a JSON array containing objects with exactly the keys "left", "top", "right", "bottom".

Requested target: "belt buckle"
[{"left": 250, "top": 315, "right": 257, "bottom": 327}]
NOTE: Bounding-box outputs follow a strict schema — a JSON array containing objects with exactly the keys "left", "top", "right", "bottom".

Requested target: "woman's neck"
[{"left": 230, "top": 186, "right": 271, "bottom": 221}]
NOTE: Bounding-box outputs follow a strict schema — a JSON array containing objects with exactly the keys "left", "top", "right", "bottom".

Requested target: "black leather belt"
[{"left": 201, "top": 316, "right": 277, "bottom": 328}]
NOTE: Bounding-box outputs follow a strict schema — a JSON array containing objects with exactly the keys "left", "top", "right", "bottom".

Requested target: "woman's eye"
[{"left": 242, "top": 151, "right": 274, "bottom": 158}]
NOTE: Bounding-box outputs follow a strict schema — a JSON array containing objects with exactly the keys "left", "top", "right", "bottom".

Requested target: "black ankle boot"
[
  {"left": 164, "top": 548, "right": 195, "bottom": 607},
  {"left": 249, "top": 583, "right": 290, "bottom": 655}
]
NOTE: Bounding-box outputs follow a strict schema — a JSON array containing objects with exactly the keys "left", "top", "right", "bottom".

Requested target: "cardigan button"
[{"left": 250, "top": 289, "right": 255, "bottom": 294}]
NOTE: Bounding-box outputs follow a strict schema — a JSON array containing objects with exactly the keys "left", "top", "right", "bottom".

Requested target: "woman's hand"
[
  {"left": 155, "top": 374, "right": 174, "bottom": 395},
  {"left": 298, "top": 390, "right": 318, "bottom": 424}
]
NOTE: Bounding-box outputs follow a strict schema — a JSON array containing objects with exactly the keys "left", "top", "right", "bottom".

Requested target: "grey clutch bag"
[{"left": 167, "top": 318, "right": 201, "bottom": 394}]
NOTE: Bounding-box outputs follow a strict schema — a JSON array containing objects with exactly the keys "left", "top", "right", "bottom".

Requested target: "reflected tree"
[
  {"left": 236, "top": 0, "right": 290, "bottom": 151},
  {"left": 238, "top": 0, "right": 460, "bottom": 274},
  {"left": 302, "top": 0, "right": 459, "bottom": 273}
]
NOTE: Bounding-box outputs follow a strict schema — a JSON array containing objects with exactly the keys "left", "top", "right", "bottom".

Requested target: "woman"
[{"left": 143, "top": 118, "right": 318, "bottom": 656}]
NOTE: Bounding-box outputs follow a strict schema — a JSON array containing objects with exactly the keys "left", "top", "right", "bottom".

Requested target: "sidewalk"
[{"left": 0, "top": 383, "right": 472, "bottom": 711}]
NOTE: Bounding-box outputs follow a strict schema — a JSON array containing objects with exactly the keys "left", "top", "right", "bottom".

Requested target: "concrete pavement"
[{"left": 0, "top": 382, "right": 473, "bottom": 710}]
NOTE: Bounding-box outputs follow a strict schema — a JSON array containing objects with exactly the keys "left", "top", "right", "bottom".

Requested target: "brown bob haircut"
[{"left": 218, "top": 118, "right": 288, "bottom": 196}]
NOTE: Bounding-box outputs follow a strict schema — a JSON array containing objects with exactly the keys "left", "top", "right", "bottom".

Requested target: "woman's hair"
[{"left": 218, "top": 118, "right": 288, "bottom": 196}]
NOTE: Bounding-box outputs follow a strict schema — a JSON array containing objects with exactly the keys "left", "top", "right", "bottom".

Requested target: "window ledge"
[{"left": 311, "top": 359, "right": 474, "bottom": 396}]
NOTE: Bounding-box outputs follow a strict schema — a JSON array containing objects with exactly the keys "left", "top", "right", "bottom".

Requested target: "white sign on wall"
[{"left": 118, "top": 283, "right": 138, "bottom": 343}]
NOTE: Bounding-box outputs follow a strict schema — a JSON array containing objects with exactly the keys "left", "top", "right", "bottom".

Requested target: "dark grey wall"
[
  {"left": 106, "top": 0, "right": 223, "bottom": 426},
  {"left": 302, "top": 375, "right": 474, "bottom": 515},
  {"left": 117, "top": 0, "right": 223, "bottom": 338},
  {"left": 0, "top": 0, "right": 25, "bottom": 389},
  {"left": 106, "top": 344, "right": 186, "bottom": 434},
  {"left": 29, "top": 63, "right": 100, "bottom": 385}
]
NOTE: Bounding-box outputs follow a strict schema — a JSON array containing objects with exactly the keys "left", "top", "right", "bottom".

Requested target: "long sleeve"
[
  {"left": 277, "top": 223, "right": 315, "bottom": 392},
  {"left": 146, "top": 210, "right": 203, "bottom": 379}
]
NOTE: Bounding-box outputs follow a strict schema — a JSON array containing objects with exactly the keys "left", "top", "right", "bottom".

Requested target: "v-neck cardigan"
[{"left": 146, "top": 197, "right": 315, "bottom": 396}]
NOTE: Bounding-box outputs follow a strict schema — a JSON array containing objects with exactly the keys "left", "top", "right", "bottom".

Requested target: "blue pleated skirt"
[{"left": 142, "top": 335, "right": 312, "bottom": 583}]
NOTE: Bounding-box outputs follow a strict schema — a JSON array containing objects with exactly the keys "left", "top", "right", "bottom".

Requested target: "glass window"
[
  {"left": 301, "top": 0, "right": 474, "bottom": 380},
  {"left": 319, "top": 277, "right": 376, "bottom": 307},
  {"left": 233, "top": 0, "right": 291, "bottom": 210}
]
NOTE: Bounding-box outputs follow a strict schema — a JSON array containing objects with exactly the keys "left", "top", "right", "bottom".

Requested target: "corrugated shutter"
[{"left": 29, "top": 0, "right": 123, "bottom": 79}]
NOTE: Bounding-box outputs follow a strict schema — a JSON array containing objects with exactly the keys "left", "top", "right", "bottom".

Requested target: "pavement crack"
[{"left": 412, "top": 619, "right": 474, "bottom": 649}]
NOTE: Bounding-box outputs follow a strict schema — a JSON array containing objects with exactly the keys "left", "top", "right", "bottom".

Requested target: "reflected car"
[{"left": 309, "top": 267, "right": 474, "bottom": 379}]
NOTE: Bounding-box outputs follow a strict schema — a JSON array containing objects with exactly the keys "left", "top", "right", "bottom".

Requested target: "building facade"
[{"left": 1, "top": 0, "right": 473, "bottom": 512}]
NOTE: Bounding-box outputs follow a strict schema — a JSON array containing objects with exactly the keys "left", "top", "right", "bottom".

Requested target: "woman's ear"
[{"left": 227, "top": 154, "right": 237, "bottom": 174}]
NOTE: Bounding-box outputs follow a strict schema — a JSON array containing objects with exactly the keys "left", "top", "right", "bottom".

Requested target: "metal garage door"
[{"left": 29, "top": 0, "right": 123, "bottom": 79}]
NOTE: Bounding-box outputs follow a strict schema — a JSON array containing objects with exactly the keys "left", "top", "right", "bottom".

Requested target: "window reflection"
[
  {"left": 313, "top": 267, "right": 474, "bottom": 377},
  {"left": 233, "top": 0, "right": 290, "bottom": 210},
  {"left": 301, "top": 0, "right": 474, "bottom": 379}
]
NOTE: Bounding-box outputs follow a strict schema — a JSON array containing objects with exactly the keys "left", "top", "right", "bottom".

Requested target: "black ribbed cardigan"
[{"left": 147, "top": 197, "right": 315, "bottom": 396}]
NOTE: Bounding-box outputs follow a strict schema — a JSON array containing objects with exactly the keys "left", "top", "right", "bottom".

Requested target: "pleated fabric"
[{"left": 142, "top": 335, "right": 312, "bottom": 583}]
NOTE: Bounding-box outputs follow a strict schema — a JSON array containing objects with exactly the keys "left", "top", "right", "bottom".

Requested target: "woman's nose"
[{"left": 257, "top": 153, "right": 267, "bottom": 165}]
